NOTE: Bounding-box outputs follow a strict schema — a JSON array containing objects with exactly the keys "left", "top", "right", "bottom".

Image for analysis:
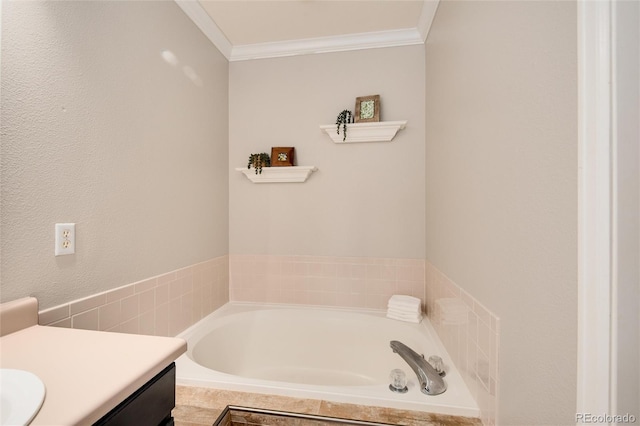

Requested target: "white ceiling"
[
  {"left": 175, "top": 0, "right": 439, "bottom": 61},
  {"left": 198, "top": 1, "right": 425, "bottom": 45}
]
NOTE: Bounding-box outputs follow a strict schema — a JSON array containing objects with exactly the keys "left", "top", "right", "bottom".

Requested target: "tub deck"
[{"left": 173, "top": 385, "right": 482, "bottom": 426}]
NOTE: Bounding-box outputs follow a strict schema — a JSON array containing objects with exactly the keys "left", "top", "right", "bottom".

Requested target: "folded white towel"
[
  {"left": 388, "top": 295, "right": 421, "bottom": 306},
  {"left": 388, "top": 306, "right": 421, "bottom": 314},
  {"left": 387, "top": 307, "right": 422, "bottom": 316},
  {"left": 387, "top": 312, "right": 422, "bottom": 323},
  {"left": 388, "top": 312, "right": 422, "bottom": 321},
  {"left": 387, "top": 307, "right": 421, "bottom": 316},
  {"left": 388, "top": 303, "right": 421, "bottom": 312},
  {"left": 387, "top": 295, "right": 423, "bottom": 324},
  {"left": 387, "top": 295, "right": 422, "bottom": 322},
  {"left": 388, "top": 303, "right": 420, "bottom": 313}
]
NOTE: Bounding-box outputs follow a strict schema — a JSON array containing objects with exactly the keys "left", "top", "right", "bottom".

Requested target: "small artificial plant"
[
  {"left": 247, "top": 153, "right": 271, "bottom": 174},
  {"left": 336, "top": 109, "right": 353, "bottom": 142}
]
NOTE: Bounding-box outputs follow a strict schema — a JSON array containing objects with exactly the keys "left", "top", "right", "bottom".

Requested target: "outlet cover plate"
[{"left": 55, "top": 223, "right": 75, "bottom": 256}]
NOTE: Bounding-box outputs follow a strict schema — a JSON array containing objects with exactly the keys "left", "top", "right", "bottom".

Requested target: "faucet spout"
[{"left": 390, "top": 340, "right": 447, "bottom": 395}]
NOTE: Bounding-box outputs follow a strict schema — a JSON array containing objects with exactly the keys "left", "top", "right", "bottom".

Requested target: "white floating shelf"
[
  {"left": 320, "top": 120, "right": 407, "bottom": 143},
  {"left": 236, "top": 166, "right": 318, "bottom": 183}
]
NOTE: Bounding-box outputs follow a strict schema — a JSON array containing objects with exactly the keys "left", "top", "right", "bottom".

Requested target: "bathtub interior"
[
  {"left": 176, "top": 302, "right": 480, "bottom": 418},
  {"left": 189, "top": 307, "right": 440, "bottom": 387}
]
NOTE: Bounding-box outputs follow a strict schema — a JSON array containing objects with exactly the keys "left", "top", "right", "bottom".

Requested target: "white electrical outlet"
[{"left": 55, "top": 223, "right": 75, "bottom": 256}]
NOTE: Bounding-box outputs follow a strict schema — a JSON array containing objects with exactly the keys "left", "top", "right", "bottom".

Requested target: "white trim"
[
  {"left": 610, "top": 0, "right": 619, "bottom": 414},
  {"left": 174, "top": 0, "right": 232, "bottom": 60},
  {"left": 235, "top": 166, "right": 317, "bottom": 183},
  {"left": 229, "top": 28, "right": 423, "bottom": 62},
  {"left": 319, "top": 121, "right": 407, "bottom": 144},
  {"left": 417, "top": 0, "right": 440, "bottom": 42},
  {"left": 576, "top": 0, "right": 613, "bottom": 417},
  {"left": 609, "top": 0, "right": 640, "bottom": 415}
]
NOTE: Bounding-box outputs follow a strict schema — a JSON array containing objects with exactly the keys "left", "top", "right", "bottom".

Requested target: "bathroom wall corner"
[{"left": 425, "top": 261, "right": 499, "bottom": 426}]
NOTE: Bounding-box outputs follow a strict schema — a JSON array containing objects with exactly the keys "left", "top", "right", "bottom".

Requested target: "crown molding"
[
  {"left": 229, "top": 28, "right": 423, "bottom": 62},
  {"left": 417, "top": 0, "right": 440, "bottom": 41},
  {"left": 174, "top": 0, "right": 232, "bottom": 60},
  {"left": 176, "top": 0, "right": 438, "bottom": 62}
]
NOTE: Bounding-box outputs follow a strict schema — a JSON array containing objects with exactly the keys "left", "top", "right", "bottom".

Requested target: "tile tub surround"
[
  {"left": 229, "top": 255, "right": 425, "bottom": 310},
  {"left": 173, "top": 385, "right": 482, "bottom": 426},
  {"left": 425, "top": 262, "right": 500, "bottom": 426},
  {"left": 38, "top": 256, "right": 229, "bottom": 337}
]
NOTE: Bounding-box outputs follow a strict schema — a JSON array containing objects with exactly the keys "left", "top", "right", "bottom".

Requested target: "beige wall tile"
[
  {"left": 120, "top": 317, "right": 139, "bottom": 335},
  {"left": 156, "top": 283, "right": 169, "bottom": 306},
  {"left": 39, "top": 304, "right": 69, "bottom": 325},
  {"left": 155, "top": 304, "right": 169, "bottom": 337},
  {"left": 70, "top": 294, "right": 106, "bottom": 316},
  {"left": 120, "top": 294, "right": 139, "bottom": 323},
  {"left": 99, "top": 301, "right": 120, "bottom": 331},
  {"left": 139, "top": 288, "right": 155, "bottom": 314},
  {"left": 139, "top": 310, "right": 155, "bottom": 336},
  {"left": 135, "top": 278, "right": 157, "bottom": 294},
  {"left": 425, "top": 261, "right": 499, "bottom": 426},
  {"left": 106, "top": 285, "right": 134, "bottom": 303},
  {"left": 36, "top": 255, "right": 228, "bottom": 338},
  {"left": 72, "top": 308, "right": 99, "bottom": 331},
  {"left": 48, "top": 317, "right": 72, "bottom": 328}
]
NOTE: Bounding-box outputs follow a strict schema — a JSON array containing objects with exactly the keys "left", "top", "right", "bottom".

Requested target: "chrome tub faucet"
[{"left": 389, "top": 340, "right": 447, "bottom": 395}]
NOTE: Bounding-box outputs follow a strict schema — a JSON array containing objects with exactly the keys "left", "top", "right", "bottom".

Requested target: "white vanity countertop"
[{"left": 0, "top": 324, "right": 186, "bottom": 425}]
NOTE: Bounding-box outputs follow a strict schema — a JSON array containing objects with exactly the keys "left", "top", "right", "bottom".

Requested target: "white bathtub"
[{"left": 175, "top": 303, "right": 479, "bottom": 418}]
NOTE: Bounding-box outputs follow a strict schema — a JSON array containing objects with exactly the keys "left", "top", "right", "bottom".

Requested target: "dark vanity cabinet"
[{"left": 93, "top": 363, "right": 176, "bottom": 426}]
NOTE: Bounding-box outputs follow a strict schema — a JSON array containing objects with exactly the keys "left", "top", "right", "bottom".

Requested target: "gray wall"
[
  {"left": 1, "top": 1, "right": 229, "bottom": 309},
  {"left": 424, "top": 1, "right": 578, "bottom": 424},
  {"left": 229, "top": 45, "right": 425, "bottom": 259}
]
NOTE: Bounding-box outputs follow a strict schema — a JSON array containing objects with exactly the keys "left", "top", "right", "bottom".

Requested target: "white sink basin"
[{"left": 0, "top": 369, "right": 46, "bottom": 426}]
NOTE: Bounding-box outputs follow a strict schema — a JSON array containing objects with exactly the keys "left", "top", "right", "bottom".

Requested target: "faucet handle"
[
  {"left": 428, "top": 355, "right": 446, "bottom": 377},
  {"left": 389, "top": 369, "right": 408, "bottom": 393}
]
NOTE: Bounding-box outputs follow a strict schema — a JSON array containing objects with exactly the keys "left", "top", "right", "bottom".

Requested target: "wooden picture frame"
[
  {"left": 271, "top": 147, "right": 295, "bottom": 167},
  {"left": 354, "top": 95, "right": 380, "bottom": 123}
]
